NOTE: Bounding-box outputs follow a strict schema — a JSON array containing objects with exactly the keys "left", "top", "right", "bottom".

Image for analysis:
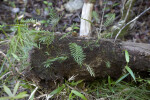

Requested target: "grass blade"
[
  {"left": 71, "top": 90, "right": 87, "bottom": 100},
  {"left": 125, "top": 65, "right": 136, "bottom": 82},
  {"left": 115, "top": 73, "right": 129, "bottom": 84}
]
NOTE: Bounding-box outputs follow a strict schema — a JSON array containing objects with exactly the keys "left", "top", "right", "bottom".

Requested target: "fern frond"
[
  {"left": 69, "top": 43, "right": 86, "bottom": 66},
  {"left": 104, "top": 13, "right": 115, "bottom": 27},
  {"left": 43, "top": 56, "right": 67, "bottom": 68},
  {"left": 92, "top": 11, "right": 99, "bottom": 23},
  {"left": 29, "top": 30, "right": 51, "bottom": 34},
  {"left": 20, "top": 19, "right": 37, "bottom": 24},
  {"left": 39, "top": 32, "right": 54, "bottom": 46},
  {"left": 49, "top": 7, "right": 60, "bottom": 28},
  {"left": 84, "top": 63, "right": 95, "bottom": 77},
  {"left": 9, "top": 24, "right": 27, "bottom": 27}
]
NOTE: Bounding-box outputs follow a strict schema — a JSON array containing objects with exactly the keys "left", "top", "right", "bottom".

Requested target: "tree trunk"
[{"left": 26, "top": 34, "right": 150, "bottom": 88}]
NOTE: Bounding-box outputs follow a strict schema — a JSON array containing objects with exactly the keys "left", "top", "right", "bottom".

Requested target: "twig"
[
  {"left": 114, "top": 7, "right": 150, "bottom": 42},
  {"left": 124, "top": 0, "right": 133, "bottom": 22},
  {"left": 98, "top": 0, "right": 106, "bottom": 39}
]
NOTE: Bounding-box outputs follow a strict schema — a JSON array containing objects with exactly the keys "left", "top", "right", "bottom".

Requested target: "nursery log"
[{"left": 27, "top": 34, "right": 150, "bottom": 88}]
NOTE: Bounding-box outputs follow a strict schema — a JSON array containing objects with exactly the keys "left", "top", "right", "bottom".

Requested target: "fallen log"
[{"left": 27, "top": 34, "right": 150, "bottom": 88}]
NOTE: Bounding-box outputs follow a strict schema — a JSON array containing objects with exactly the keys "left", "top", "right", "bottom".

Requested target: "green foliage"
[
  {"left": 48, "top": 84, "right": 65, "bottom": 96},
  {"left": 46, "top": 80, "right": 87, "bottom": 99},
  {"left": 39, "top": 31, "right": 54, "bottom": 46},
  {"left": 0, "top": 25, "right": 8, "bottom": 39},
  {"left": 92, "top": 11, "right": 99, "bottom": 23},
  {"left": 49, "top": 8, "right": 60, "bottom": 29},
  {"left": 87, "top": 80, "right": 150, "bottom": 100},
  {"left": 46, "top": 87, "right": 64, "bottom": 99},
  {"left": 125, "top": 50, "right": 130, "bottom": 63},
  {"left": 69, "top": 90, "right": 87, "bottom": 100},
  {"left": 124, "top": 50, "right": 136, "bottom": 82},
  {"left": 69, "top": 43, "right": 86, "bottom": 66},
  {"left": 7, "top": 20, "right": 39, "bottom": 70},
  {"left": 84, "top": 63, "right": 95, "bottom": 77},
  {"left": 66, "top": 80, "right": 83, "bottom": 86},
  {"left": 41, "top": 1, "right": 60, "bottom": 29},
  {"left": 0, "top": 81, "right": 29, "bottom": 100},
  {"left": 115, "top": 73, "right": 129, "bottom": 84},
  {"left": 43, "top": 56, "right": 68, "bottom": 68},
  {"left": 125, "top": 65, "right": 136, "bottom": 82},
  {"left": 104, "top": 13, "right": 115, "bottom": 27},
  {"left": 28, "top": 87, "right": 38, "bottom": 100},
  {"left": 105, "top": 61, "right": 111, "bottom": 68},
  {"left": 60, "top": 23, "right": 79, "bottom": 40},
  {"left": 115, "top": 50, "right": 136, "bottom": 83},
  {"left": 20, "top": 19, "right": 37, "bottom": 24}
]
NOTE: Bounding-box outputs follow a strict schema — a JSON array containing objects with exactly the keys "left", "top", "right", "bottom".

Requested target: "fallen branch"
[{"left": 27, "top": 34, "right": 150, "bottom": 88}]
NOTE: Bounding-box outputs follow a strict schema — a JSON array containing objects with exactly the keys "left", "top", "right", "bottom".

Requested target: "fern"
[
  {"left": 104, "top": 13, "right": 115, "bottom": 27},
  {"left": 39, "top": 32, "right": 54, "bottom": 46},
  {"left": 69, "top": 43, "right": 86, "bottom": 66},
  {"left": 92, "top": 11, "right": 99, "bottom": 23},
  {"left": 49, "top": 7, "right": 60, "bottom": 27},
  {"left": 43, "top": 56, "right": 67, "bottom": 68},
  {"left": 41, "top": 1, "right": 60, "bottom": 29},
  {"left": 20, "top": 19, "right": 37, "bottom": 24},
  {"left": 84, "top": 63, "right": 95, "bottom": 77}
]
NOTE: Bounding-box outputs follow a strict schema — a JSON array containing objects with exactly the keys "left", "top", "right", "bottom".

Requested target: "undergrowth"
[
  {"left": 0, "top": 1, "right": 150, "bottom": 99},
  {"left": 0, "top": 18, "right": 150, "bottom": 100}
]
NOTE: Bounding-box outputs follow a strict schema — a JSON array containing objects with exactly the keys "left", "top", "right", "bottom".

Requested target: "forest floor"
[{"left": 0, "top": 0, "right": 150, "bottom": 100}]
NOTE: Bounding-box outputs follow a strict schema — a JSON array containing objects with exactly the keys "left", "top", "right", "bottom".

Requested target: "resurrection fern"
[{"left": 69, "top": 43, "right": 86, "bottom": 66}]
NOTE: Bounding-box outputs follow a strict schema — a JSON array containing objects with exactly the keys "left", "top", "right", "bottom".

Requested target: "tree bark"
[{"left": 26, "top": 34, "right": 150, "bottom": 88}]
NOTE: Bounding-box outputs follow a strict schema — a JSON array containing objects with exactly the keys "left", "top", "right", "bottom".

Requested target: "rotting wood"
[{"left": 26, "top": 34, "right": 150, "bottom": 89}]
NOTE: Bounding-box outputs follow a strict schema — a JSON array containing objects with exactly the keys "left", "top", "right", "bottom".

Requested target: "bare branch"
[{"left": 114, "top": 7, "right": 150, "bottom": 42}]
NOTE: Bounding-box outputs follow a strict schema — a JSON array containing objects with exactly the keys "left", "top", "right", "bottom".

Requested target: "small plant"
[
  {"left": 69, "top": 90, "right": 87, "bottom": 100},
  {"left": 104, "top": 13, "right": 115, "bottom": 27},
  {"left": 0, "top": 81, "right": 28, "bottom": 100},
  {"left": 43, "top": 56, "right": 68, "bottom": 68},
  {"left": 0, "top": 25, "right": 8, "bottom": 39},
  {"left": 46, "top": 80, "right": 87, "bottom": 100},
  {"left": 38, "top": 31, "right": 54, "bottom": 46},
  {"left": 84, "top": 63, "right": 95, "bottom": 77},
  {"left": 69, "top": 43, "right": 86, "bottom": 66},
  {"left": 92, "top": 11, "right": 100, "bottom": 23},
  {"left": 60, "top": 23, "right": 80, "bottom": 40},
  {"left": 115, "top": 50, "right": 136, "bottom": 84},
  {"left": 46, "top": 84, "right": 65, "bottom": 99},
  {"left": 41, "top": 1, "right": 61, "bottom": 30}
]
